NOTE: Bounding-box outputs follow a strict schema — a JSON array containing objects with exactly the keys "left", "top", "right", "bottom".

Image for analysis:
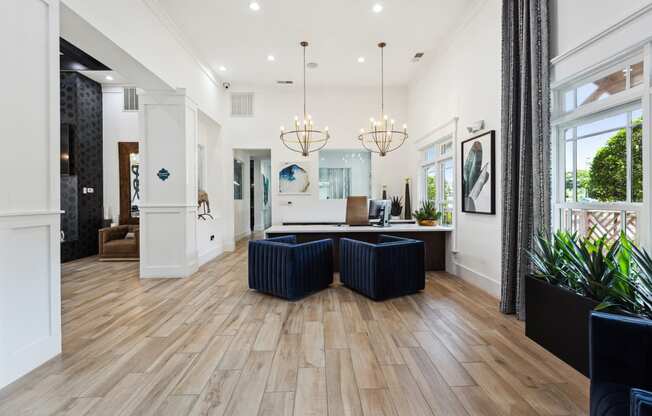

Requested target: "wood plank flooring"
[{"left": 0, "top": 237, "right": 589, "bottom": 415}]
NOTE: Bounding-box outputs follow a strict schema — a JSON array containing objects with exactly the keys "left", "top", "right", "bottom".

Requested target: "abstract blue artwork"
[{"left": 278, "top": 162, "right": 310, "bottom": 194}]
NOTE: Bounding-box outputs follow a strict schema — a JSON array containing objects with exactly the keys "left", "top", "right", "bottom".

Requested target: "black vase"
[
  {"left": 382, "top": 189, "right": 387, "bottom": 200},
  {"left": 404, "top": 181, "right": 412, "bottom": 219}
]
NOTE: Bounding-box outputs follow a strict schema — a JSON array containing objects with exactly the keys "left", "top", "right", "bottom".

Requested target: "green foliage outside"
[
  {"left": 426, "top": 175, "right": 436, "bottom": 201},
  {"left": 567, "top": 119, "right": 642, "bottom": 203}
]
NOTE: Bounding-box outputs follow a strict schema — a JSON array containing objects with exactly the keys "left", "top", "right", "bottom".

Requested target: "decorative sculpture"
[{"left": 198, "top": 190, "right": 213, "bottom": 220}]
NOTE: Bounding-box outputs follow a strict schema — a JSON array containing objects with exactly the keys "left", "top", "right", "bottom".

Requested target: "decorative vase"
[
  {"left": 404, "top": 178, "right": 412, "bottom": 219},
  {"left": 418, "top": 219, "right": 437, "bottom": 226},
  {"left": 382, "top": 185, "right": 387, "bottom": 200}
]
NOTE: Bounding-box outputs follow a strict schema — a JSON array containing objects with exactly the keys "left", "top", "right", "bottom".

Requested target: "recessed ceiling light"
[
  {"left": 219, "top": 65, "right": 227, "bottom": 72},
  {"left": 105, "top": 75, "right": 114, "bottom": 81},
  {"left": 372, "top": 3, "right": 383, "bottom": 13},
  {"left": 357, "top": 56, "right": 365, "bottom": 63},
  {"left": 307, "top": 62, "right": 318, "bottom": 69},
  {"left": 249, "top": 1, "right": 260, "bottom": 11},
  {"left": 267, "top": 55, "right": 275, "bottom": 62}
]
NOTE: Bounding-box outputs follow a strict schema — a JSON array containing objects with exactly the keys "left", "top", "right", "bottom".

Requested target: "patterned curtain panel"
[{"left": 500, "top": 0, "right": 551, "bottom": 320}]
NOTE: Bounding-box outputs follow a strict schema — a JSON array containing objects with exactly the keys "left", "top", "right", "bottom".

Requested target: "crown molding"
[{"left": 141, "top": 0, "right": 222, "bottom": 89}]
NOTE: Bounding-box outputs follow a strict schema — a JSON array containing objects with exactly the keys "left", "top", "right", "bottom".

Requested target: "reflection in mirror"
[
  {"left": 318, "top": 150, "right": 371, "bottom": 200},
  {"left": 130, "top": 152, "right": 140, "bottom": 218},
  {"left": 119, "top": 142, "right": 139, "bottom": 225}
]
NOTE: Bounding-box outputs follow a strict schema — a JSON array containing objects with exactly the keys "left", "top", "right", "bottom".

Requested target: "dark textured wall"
[{"left": 60, "top": 72, "right": 103, "bottom": 262}]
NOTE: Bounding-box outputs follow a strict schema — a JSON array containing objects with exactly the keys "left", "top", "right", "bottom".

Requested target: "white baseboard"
[
  {"left": 452, "top": 262, "right": 501, "bottom": 298},
  {"left": 140, "top": 261, "right": 198, "bottom": 278},
  {"left": 1, "top": 335, "right": 61, "bottom": 390},
  {"left": 235, "top": 230, "right": 251, "bottom": 242},
  {"left": 198, "top": 245, "right": 222, "bottom": 266},
  {"left": 223, "top": 240, "right": 236, "bottom": 252}
]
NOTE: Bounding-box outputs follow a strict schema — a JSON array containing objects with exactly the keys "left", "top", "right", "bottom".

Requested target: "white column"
[
  {"left": 0, "top": 0, "right": 61, "bottom": 389},
  {"left": 138, "top": 89, "right": 199, "bottom": 278}
]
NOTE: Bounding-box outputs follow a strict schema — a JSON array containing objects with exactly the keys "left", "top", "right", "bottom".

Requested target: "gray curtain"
[{"left": 500, "top": 0, "right": 551, "bottom": 320}]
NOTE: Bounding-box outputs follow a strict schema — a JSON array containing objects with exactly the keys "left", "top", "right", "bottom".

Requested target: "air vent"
[
  {"left": 231, "top": 92, "right": 254, "bottom": 117},
  {"left": 412, "top": 52, "right": 425, "bottom": 63},
  {"left": 123, "top": 87, "right": 139, "bottom": 111},
  {"left": 277, "top": 80, "right": 294, "bottom": 85}
]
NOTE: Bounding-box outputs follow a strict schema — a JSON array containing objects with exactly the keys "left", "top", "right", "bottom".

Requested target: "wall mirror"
[
  {"left": 119, "top": 142, "right": 140, "bottom": 225},
  {"left": 318, "top": 150, "right": 371, "bottom": 199}
]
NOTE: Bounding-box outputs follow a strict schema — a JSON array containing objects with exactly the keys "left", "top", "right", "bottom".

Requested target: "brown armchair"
[{"left": 98, "top": 225, "right": 139, "bottom": 261}]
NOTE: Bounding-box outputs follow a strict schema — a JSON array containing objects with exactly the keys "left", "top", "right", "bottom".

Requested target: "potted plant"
[
  {"left": 413, "top": 201, "right": 441, "bottom": 226},
  {"left": 526, "top": 230, "right": 652, "bottom": 376},
  {"left": 390, "top": 196, "right": 403, "bottom": 219}
]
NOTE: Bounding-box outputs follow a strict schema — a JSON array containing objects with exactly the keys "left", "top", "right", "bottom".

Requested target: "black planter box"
[{"left": 525, "top": 275, "right": 599, "bottom": 377}]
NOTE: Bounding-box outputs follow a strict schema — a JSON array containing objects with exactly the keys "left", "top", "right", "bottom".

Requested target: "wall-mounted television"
[{"left": 60, "top": 123, "right": 74, "bottom": 175}]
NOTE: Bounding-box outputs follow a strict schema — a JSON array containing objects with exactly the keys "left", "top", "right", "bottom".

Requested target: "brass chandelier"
[
  {"left": 280, "top": 41, "right": 329, "bottom": 157},
  {"left": 358, "top": 42, "right": 408, "bottom": 156}
]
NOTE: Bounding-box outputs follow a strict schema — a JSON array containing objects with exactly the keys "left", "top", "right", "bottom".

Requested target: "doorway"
[{"left": 232, "top": 149, "right": 272, "bottom": 240}]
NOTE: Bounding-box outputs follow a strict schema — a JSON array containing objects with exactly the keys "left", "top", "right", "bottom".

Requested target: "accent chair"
[
  {"left": 589, "top": 311, "right": 652, "bottom": 416},
  {"left": 339, "top": 234, "right": 425, "bottom": 301},
  {"left": 248, "top": 235, "right": 334, "bottom": 300},
  {"left": 98, "top": 225, "right": 139, "bottom": 261}
]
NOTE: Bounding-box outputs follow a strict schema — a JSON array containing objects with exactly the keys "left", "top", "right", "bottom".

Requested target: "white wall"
[
  {"left": 197, "top": 112, "right": 224, "bottom": 265},
  {"left": 222, "top": 86, "right": 410, "bottom": 225},
  {"left": 102, "top": 87, "right": 139, "bottom": 223},
  {"left": 0, "top": 0, "right": 61, "bottom": 389},
  {"left": 407, "top": 0, "right": 502, "bottom": 296},
  {"left": 550, "top": 0, "right": 652, "bottom": 58}
]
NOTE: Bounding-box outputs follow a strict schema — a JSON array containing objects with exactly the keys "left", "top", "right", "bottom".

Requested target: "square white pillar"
[{"left": 138, "top": 89, "right": 198, "bottom": 278}]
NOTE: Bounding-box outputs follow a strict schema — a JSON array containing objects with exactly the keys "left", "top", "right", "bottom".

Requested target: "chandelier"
[
  {"left": 358, "top": 42, "right": 408, "bottom": 156},
  {"left": 280, "top": 41, "right": 329, "bottom": 157}
]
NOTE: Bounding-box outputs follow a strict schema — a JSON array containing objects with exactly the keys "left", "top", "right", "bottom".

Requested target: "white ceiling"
[
  {"left": 79, "top": 70, "right": 129, "bottom": 85},
  {"left": 156, "top": 0, "right": 481, "bottom": 87}
]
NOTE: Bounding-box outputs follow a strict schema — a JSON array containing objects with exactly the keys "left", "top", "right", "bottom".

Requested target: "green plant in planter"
[
  {"left": 629, "top": 244, "right": 652, "bottom": 318},
  {"left": 390, "top": 196, "right": 403, "bottom": 217},
  {"left": 529, "top": 229, "right": 652, "bottom": 319},
  {"left": 529, "top": 230, "right": 577, "bottom": 287},
  {"left": 413, "top": 201, "right": 441, "bottom": 224}
]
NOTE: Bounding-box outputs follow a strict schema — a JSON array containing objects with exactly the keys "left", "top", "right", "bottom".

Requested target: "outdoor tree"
[{"left": 586, "top": 120, "right": 642, "bottom": 202}]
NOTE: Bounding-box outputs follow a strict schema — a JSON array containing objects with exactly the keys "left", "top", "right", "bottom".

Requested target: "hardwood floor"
[{"left": 0, "top": 238, "right": 589, "bottom": 415}]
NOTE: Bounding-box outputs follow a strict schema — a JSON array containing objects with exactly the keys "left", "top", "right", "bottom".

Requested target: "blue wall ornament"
[{"left": 157, "top": 168, "right": 170, "bottom": 181}]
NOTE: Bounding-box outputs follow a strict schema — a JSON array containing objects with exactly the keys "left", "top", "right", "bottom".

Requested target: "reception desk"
[{"left": 265, "top": 224, "right": 452, "bottom": 271}]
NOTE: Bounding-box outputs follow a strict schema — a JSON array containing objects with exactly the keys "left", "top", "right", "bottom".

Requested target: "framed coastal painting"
[
  {"left": 278, "top": 162, "right": 311, "bottom": 195},
  {"left": 461, "top": 130, "right": 495, "bottom": 214}
]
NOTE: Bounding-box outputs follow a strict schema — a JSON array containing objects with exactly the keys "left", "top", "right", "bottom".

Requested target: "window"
[
  {"left": 564, "top": 109, "right": 642, "bottom": 204},
  {"left": 561, "top": 59, "right": 644, "bottom": 113},
  {"left": 420, "top": 136, "right": 455, "bottom": 226},
  {"left": 234, "top": 159, "right": 243, "bottom": 200},
  {"left": 554, "top": 50, "right": 646, "bottom": 243},
  {"left": 319, "top": 150, "right": 371, "bottom": 199}
]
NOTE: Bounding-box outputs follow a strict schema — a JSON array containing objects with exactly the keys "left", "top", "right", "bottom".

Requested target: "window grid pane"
[{"left": 576, "top": 68, "right": 626, "bottom": 107}]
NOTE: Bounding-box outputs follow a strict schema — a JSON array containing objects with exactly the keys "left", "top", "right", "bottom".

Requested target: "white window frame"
[
  {"left": 551, "top": 44, "right": 651, "bottom": 246},
  {"left": 419, "top": 134, "right": 455, "bottom": 226},
  {"left": 557, "top": 54, "right": 645, "bottom": 115}
]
